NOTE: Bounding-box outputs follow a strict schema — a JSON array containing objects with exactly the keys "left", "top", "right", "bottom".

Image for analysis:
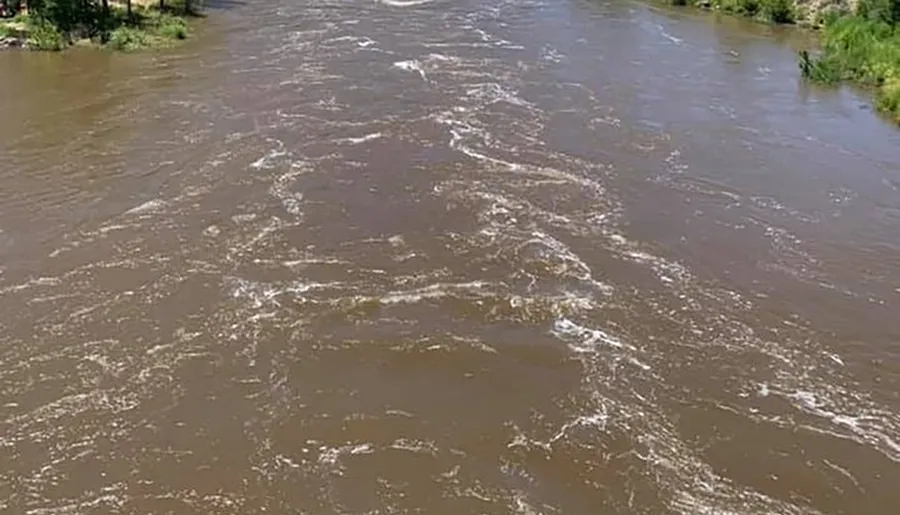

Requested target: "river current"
[{"left": 1, "top": 1, "right": 899, "bottom": 514}]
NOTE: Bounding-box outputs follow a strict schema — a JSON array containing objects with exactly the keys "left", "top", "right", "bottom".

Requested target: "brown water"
[{"left": 2, "top": 1, "right": 900, "bottom": 513}]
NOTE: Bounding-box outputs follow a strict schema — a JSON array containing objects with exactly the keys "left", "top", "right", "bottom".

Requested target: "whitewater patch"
[
  {"left": 331, "top": 132, "right": 384, "bottom": 145},
  {"left": 251, "top": 148, "right": 289, "bottom": 170},
  {"left": 378, "top": 0, "right": 433, "bottom": 7},
  {"left": 125, "top": 199, "right": 167, "bottom": 216},
  {"left": 393, "top": 60, "right": 428, "bottom": 81}
]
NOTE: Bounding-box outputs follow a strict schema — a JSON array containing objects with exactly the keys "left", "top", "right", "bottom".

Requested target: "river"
[{"left": 1, "top": 1, "right": 899, "bottom": 513}]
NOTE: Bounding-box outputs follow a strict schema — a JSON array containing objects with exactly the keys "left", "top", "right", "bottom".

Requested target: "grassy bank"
[
  {"left": 800, "top": 1, "right": 900, "bottom": 123},
  {"left": 0, "top": 0, "right": 199, "bottom": 51},
  {"left": 666, "top": 0, "right": 799, "bottom": 24},
  {"left": 661, "top": 0, "right": 900, "bottom": 125}
]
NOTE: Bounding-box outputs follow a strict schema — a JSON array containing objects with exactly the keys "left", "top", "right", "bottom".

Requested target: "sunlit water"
[{"left": 1, "top": 1, "right": 899, "bottom": 514}]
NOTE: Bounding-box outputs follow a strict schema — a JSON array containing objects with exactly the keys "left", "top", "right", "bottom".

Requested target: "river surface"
[{"left": 1, "top": 1, "right": 900, "bottom": 513}]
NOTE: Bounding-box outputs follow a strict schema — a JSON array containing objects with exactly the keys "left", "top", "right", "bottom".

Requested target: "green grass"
[
  {"left": 108, "top": 25, "right": 149, "bottom": 50},
  {"left": 155, "top": 13, "right": 188, "bottom": 40},
  {"left": 664, "top": 0, "right": 796, "bottom": 24},
  {"left": 107, "top": 11, "right": 190, "bottom": 51},
  {"left": 800, "top": 15, "right": 900, "bottom": 123}
]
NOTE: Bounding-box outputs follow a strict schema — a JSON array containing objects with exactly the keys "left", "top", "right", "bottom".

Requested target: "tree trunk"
[
  {"left": 159, "top": 0, "right": 164, "bottom": 12},
  {"left": 127, "top": 0, "right": 132, "bottom": 18}
]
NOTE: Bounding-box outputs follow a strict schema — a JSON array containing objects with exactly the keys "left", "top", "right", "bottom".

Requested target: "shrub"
[
  {"left": 818, "top": 17, "right": 896, "bottom": 84},
  {"left": 108, "top": 25, "right": 148, "bottom": 51},
  {"left": 155, "top": 13, "right": 188, "bottom": 40},
  {"left": 857, "top": 0, "right": 900, "bottom": 24},
  {"left": 799, "top": 50, "right": 842, "bottom": 82},
  {"left": 736, "top": 0, "right": 760, "bottom": 17},
  {"left": 876, "top": 76, "right": 900, "bottom": 114},
  {"left": 26, "top": 17, "right": 64, "bottom": 50},
  {"left": 761, "top": 0, "right": 794, "bottom": 23}
]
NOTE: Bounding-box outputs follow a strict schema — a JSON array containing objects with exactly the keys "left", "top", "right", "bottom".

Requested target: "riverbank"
[
  {"left": 664, "top": 0, "right": 900, "bottom": 124},
  {"left": 666, "top": 0, "right": 853, "bottom": 26},
  {"left": 0, "top": 0, "right": 197, "bottom": 51},
  {"left": 800, "top": 10, "right": 900, "bottom": 124}
]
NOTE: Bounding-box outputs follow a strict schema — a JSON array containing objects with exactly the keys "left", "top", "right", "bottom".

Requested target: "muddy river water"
[{"left": 1, "top": 1, "right": 899, "bottom": 513}]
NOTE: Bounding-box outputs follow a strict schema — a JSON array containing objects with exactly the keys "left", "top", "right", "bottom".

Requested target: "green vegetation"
[
  {"left": 713, "top": 0, "right": 795, "bottom": 24},
  {"left": 0, "top": 10, "right": 28, "bottom": 38},
  {"left": 106, "top": 10, "right": 190, "bottom": 51},
  {"left": 665, "top": 0, "right": 796, "bottom": 24},
  {"left": 0, "top": 0, "right": 200, "bottom": 51},
  {"left": 27, "top": 16, "right": 65, "bottom": 50},
  {"left": 661, "top": 0, "right": 900, "bottom": 124},
  {"left": 799, "top": 0, "right": 900, "bottom": 123}
]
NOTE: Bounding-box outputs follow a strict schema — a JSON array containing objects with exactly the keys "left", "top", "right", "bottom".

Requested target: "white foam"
[
  {"left": 465, "top": 82, "right": 533, "bottom": 108},
  {"left": 390, "top": 438, "right": 438, "bottom": 454},
  {"left": 378, "top": 281, "right": 490, "bottom": 304},
  {"left": 779, "top": 387, "right": 900, "bottom": 462},
  {"left": 125, "top": 199, "right": 167, "bottom": 215},
  {"left": 657, "top": 25, "right": 683, "bottom": 45},
  {"left": 317, "top": 442, "right": 374, "bottom": 468},
  {"left": 378, "top": 0, "right": 432, "bottom": 6},
  {"left": 333, "top": 132, "right": 383, "bottom": 145},
  {"left": 549, "top": 409, "right": 609, "bottom": 443},
  {"left": 551, "top": 318, "right": 633, "bottom": 353},
  {"left": 251, "top": 148, "right": 288, "bottom": 170},
  {"left": 540, "top": 46, "right": 565, "bottom": 63},
  {"left": 393, "top": 60, "right": 427, "bottom": 81},
  {"left": 426, "top": 52, "right": 455, "bottom": 61},
  {"left": 605, "top": 230, "right": 692, "bottom": 285},
  {"left": 512, "top": 495, "right": 541, "bottom": 515},
  {"left": 473, "top": 28, "right": 524, "bottom": 50},
  {"left": 518, "top": 229, "right": 613, "bottom": 294},
  {"left": 269, "top": 167, "right": 309, "bottom": 217}
]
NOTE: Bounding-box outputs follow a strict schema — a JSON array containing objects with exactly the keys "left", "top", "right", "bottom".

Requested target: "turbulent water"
[{"left": 1, "top": 1, "right": 900, "bottom": 513}]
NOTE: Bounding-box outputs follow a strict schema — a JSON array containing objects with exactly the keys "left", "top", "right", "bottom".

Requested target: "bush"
[
  {"left": 876, "top": 77, "right": 900, "bottom": 119},
  {"left": 26, "top": 18, "right": 64, "bottom": 50},
  {"left": 155, "top": 13, "right": 187, "bottom": 40},
  {"left": 710, "top": 0, "right": 794, "bottom": 22},
  {"left": 798, "top": 50, "right": 842, "bottom": 82},
  {"left": 717, "top": 0, "right": 772, "bottom": 18},
  {"left": 735, "top": 0, "right": 760, "bottom": 17},
  {"left": 761, "top": 0, "right": 794, "bottom": 23},
  {"left": 818, "top": 17, "right": 897, "bottom": 84},
  {"left": 857, "top": 0, "right": 900, "bottom": 24},
  {"left": 108, "top": 25, "right": 148, "bottom": 51}
]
